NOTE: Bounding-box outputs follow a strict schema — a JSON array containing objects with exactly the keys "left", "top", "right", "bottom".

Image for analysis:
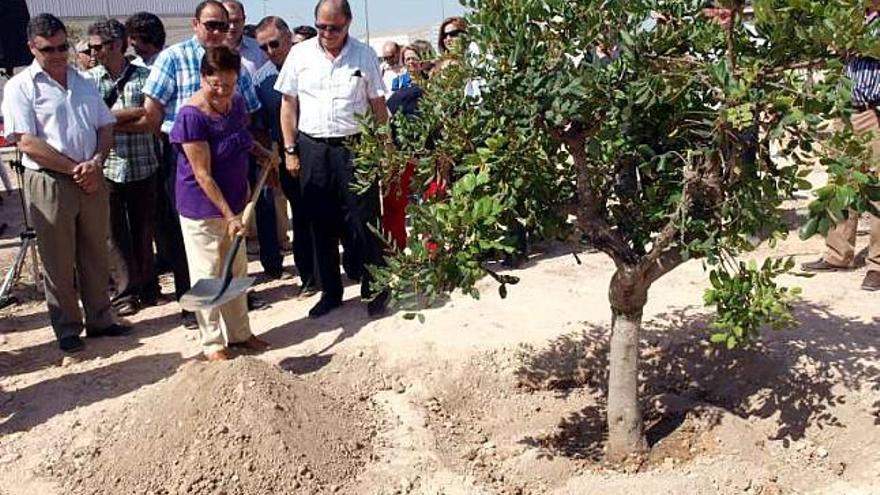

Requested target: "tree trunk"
[{"left": 605, "top": 269, "right": 649, "bottom": 461}]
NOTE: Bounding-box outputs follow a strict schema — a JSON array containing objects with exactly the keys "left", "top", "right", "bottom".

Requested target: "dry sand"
[{"left": 0, "top": 188, "right": 878, "bottom": 495}]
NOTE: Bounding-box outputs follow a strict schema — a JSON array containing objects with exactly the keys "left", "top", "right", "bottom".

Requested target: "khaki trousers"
[
  {"left": 179, "top": 215, "right": 252, "bottom": 355},
  {"left": 24, "top": 169, "right": 115, "bottom": 340},
  {"left": 824, "top": 109, "right": 880, "bottom": 272}
]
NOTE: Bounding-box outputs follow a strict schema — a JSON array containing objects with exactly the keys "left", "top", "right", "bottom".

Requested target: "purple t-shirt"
[{"left": 170, "top": 94, "right": 252, "bottom": 220}]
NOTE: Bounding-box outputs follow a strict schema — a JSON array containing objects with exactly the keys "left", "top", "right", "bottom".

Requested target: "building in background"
[{"left": 24, "top": 0, "right": 200, "bottom": 18}]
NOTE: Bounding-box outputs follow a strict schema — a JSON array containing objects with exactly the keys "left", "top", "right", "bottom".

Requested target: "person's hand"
[
  {"left": 72, "top": 159, "right": 101, "bottom": 194},
  {"left": 285, "top": 153, "right": 301, "bottom": 178},
  {"left": 226, "top": 216, "right": 245, "bottom": 238}
]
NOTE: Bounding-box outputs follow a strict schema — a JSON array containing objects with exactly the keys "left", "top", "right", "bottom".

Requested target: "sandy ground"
[{"left": 0, "top": 182, "right": 878, "bottom": 494}]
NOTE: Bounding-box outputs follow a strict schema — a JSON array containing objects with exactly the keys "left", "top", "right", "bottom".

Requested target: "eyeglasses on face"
[
  {"left": 259, "top": 39, "right": 282, "bottom": 51},
  {"left": 443, "top": 29, "right": 464, "bottom": 39},
  {"left": 35, "top": 42, "right": 70, "bottom": 54},
  {"left": 315, "top": 23, "right": 345, "bottom": 33},
  {"left": 200, "top": 20, "right": 230, "bottom": 33}
]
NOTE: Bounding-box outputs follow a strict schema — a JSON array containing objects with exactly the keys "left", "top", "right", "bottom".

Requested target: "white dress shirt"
[
  {"left": 238, "top": 36, "right": 269, "bottom": 78},
  {"left": 274, "top": 36, "right": 386, "bottom": 138},
  {"left": 1, "top": 61, "right": 116, "bottom": 171}
]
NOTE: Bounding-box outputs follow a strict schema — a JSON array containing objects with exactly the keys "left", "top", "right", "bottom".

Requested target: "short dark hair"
[
  {"left": 314, "top": 0, "right": 352, "bottom": 21},
  {"left": 195, "top": 0, "right": 227, "bottom": 20},
  {"left": 200, "top": 45, "right": 241, "bottom": 76},
  {"left": 125, "top": 12, "right": 166, "bottom": 49},
  {"left": 293, "top": 25, "right": 317, "bottom": 39},
  {"left": 27, "top": 13, "right": 66, "bottom": 41},
  {"left": 255, "top": 16, "right": 291, "bottom": 35},
  {"left": 88, "top": 19, "right": 127, "bottom": 53}
]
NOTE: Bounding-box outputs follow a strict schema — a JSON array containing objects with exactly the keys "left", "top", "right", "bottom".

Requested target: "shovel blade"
[{"left": 179, "top": 277, "right": 255, "bottom": 312}]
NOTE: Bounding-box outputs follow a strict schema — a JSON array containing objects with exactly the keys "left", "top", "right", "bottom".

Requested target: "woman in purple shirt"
[{"left": 170, "top": 46, "right": 272, "bottom": 361}]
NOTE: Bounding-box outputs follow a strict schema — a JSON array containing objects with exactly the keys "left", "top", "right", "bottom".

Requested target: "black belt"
[
  {"left": 301, "top": 132, "right": 360, "bottom": 146},
  {"left": 853, "top": 103, "right": 879, "bottom": 111}
]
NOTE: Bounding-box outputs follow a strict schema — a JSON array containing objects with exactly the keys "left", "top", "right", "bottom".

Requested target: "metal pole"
[
  {"left": 441, "top": 0, "right": 446, "bottom": 20},
  {"left": 364, "top": 0, "right": 370, "bottom": 45}
]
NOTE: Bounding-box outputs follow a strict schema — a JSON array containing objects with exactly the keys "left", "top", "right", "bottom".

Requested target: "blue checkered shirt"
[{"left": 143, "top": 37, "right": 261, "bottom": 133}]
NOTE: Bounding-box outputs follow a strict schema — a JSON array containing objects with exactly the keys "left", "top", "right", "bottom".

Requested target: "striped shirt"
[
  {"left": 142, "top": 36, "right": 261, "bottom": 133},
  {"left": 847, "top": 12, "right": 880, "bottom": 107},
  {"left": 87, "top": 63, "right": 160, "bottom": 183}
]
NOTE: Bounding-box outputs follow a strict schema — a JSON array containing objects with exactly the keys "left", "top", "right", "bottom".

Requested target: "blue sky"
[{"left": 241, "top": 0, "right": 467, "bottom": 37}]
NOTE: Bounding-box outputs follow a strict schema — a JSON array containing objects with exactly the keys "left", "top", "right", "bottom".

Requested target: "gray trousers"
[{"left": 24, "top": 168, "right": 115, "bottom": 340}]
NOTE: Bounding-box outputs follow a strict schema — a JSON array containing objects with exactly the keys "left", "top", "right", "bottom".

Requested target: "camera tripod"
[{"left": 0, "top": 152, "right": 41, "bottom": 309}]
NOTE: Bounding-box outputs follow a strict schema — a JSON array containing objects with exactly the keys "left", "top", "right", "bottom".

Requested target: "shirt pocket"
[{"left": 332, "top": 72, "right": 365, "bottom": 101}]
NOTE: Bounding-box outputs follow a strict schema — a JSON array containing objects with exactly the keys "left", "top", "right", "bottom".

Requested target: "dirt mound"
[{"left": 51, "top": 357, "right": 375, "bottom": 495}]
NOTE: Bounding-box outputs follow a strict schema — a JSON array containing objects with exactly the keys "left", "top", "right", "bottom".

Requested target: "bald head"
[{"left": 314, "top": 0, "right": 352, "bottom": 21}]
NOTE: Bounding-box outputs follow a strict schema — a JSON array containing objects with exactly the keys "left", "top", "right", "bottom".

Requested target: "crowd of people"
[
  {"left": 1, "top": 0, "right": 468, "bottom": 359},
  {"left": 1, "top": 0, "right": 877, "bottom": 360}
]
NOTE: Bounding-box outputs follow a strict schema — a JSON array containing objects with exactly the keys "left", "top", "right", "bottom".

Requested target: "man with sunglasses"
[
  {"left": 142, "top": 0, "right": 262, "bottom": 328},
  {"left": 1, "top": 13, "right": 131, "bottom": 352},
  {"left": 252, "top": 16, "right": 318, "bottom": 292},
  {"left": 86, "top": 19, "right": 161, "bottom": 317},
  {"left": 276, "top": 0, "right": 391, "bottom": 318}
]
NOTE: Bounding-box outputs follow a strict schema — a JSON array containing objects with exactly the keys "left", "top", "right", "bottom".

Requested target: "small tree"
[{"left": 355, "top": 0, "right": 880, "bottom": 460}]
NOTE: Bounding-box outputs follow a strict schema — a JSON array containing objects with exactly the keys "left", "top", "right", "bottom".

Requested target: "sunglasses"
[
  {"left": 201, "top": 20, "right": 230, "bottom": 33},
  {"left": 36, "top": 42, "right": 70, "bottom": 54},
  {"left": 443, "top": 29, "right": 464, "bottom": 39},
  {"left": 315, "top": 23, "right": 345, "bottom": 33},
  {"left": 88, "top": 41, "right": 111, "bottom": 53},
  {"left": 259, "top": 39, "right": 282, "bottom": 51}
]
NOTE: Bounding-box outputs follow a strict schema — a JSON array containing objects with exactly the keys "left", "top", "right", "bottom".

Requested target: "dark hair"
[
  {"left": 223, "top": 0, "right": 245, "bottom": 15},
  {"left": 438, "top": 16, "right": 467, "bottom": 53},
  {"left": 27, "top": 13, "right": 66, "bottom": 41},
  {"left": 293, "top": 25, "right": 317, "bottom": 39},
  {"left": 87, "top": 19, "right": 127, "bottom": 53},
  {"left": 125, "top": 12, "right": 166, "bottom": 49},
  {"left": 200, "top": 45, "right": 241, "bottom": 76},
  {"left": 314, "top": 0, "right": 352, "bottom": 21},
  {"left": 243, "top": 24, "right": 257, "bottom": 38},
  {"left": 256, "top": 16, "right": 291, "bottom": 35},
  {"left": 195, "top": 0, "right": 227, "bottom": 20}
]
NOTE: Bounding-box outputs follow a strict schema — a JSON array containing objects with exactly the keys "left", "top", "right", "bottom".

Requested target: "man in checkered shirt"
[
  {"left": 87, "top": 19, "right": 161, "bottom": 318},
  {"left": 142, "top": 0, "right": 262, "bottom": 328}
]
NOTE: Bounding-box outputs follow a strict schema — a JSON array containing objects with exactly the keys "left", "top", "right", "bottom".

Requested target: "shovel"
[{"left": 179, "top": 152, "right": 276, "bottom": 312}]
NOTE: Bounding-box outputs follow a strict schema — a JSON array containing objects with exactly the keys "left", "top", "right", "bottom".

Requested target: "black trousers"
[
  {"left": 153, "top": 136, "right": 191, "bottom": 300},
  {"left": 249, "top": 158, "right": 284, "bottom": 275},
  {"left": 107, "top": 173, "right": 159, "bottom": 307},
  {"left": 278, "top": 153, "right": 316, "bottom": 286},
  {"left": 298, "top": 133, "right": 383, "bottom": 301}
]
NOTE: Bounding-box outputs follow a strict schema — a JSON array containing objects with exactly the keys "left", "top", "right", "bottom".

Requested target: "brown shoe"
[
  {"left": 206, "top": 349, "right": 231, "bottom": 362},
  {"left": 861, "top": 271, "right": 880, "bottom": 291},
  {"left": 231, "top": 336, "right": 271, "bottom": 352},
  {"left": 801, "top": 259, "right": 850, "bottom": 272}
]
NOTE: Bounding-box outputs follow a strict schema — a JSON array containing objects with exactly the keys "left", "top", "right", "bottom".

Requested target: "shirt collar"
[
  {"left": 28, "top": 60, "right": 77, "bottom": 83},
  {"left": 318, "top": 35, "right": 352, "bottom": 61}
]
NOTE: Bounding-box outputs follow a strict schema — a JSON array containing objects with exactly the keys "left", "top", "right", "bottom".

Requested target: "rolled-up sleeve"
[
  {"left": 362, "top": 51, "right": 385, "bottom": 99},
  {"left": 274, "top": 53, "right": 299, "bottom": 96},
  {"left": 1, "top": 78, "right": 36, "bottom": 143}
]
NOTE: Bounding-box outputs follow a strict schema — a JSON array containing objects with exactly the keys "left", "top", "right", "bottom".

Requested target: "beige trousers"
[
  {"left": 179, "top": 215, "right": 252, "bottom": 355},
  {"left": 824, "top": 109, "right": 880, "bottom": 272}
]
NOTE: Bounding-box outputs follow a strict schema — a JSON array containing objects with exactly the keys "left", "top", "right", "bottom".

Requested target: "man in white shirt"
[
  {"left": 1, "top": 14, "right": 130, "bottom": 353},
  {"left": 275, "top": 0, "right": 390, "bottom": 318},
  {"left": 380, "top": 41, "right": 402, "bottom": 97},
  {"left": 222, "top": 0, "right": 268, "bottom": 77}
]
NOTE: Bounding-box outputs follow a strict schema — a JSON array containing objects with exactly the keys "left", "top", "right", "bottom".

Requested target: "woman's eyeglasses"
[
  {"left": 315, "top": 23, "right": 345, "bottom": 33},
  {"left": 259, "top": 39, "right": 282, "bottom": 51},
  {"left": 443, "top": 29, "right": 464, "bottom": 39},
  {"left": 201, "top": 20, "right": 230, "bottom": 33},
  {"left": 35, "top": 42, "right": 70, "bottom": 54}
]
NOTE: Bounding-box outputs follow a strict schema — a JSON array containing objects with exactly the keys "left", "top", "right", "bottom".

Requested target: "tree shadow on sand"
[{"left": 515, "top": 302, "right": 880, "bottom": 461}]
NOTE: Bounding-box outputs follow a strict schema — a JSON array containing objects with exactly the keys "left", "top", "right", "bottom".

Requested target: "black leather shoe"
[
  {"left": 862, "top": 270, "right": 880, "bottom": 291},
  {"left": 801, "top": 258, "right": 850, "bottom": 272},
  {"left": 366, "top": 290, "right": 390, "bottom": 318},
  {"left": 247, "top": 292, "right": 269, "bottom": 310},
  {"left": 86, "top": 323, "right": 132, "bottom": 338},
  {"left": 297, "top": 281, "right": 320, "bottom": 298},
  {"left": 59, "top": 335, "right": 84, "bottom": 353},
  {"left": 181, "top": 311, "right": 198, "bottom": 330},
  {"left": 308, "top": 297, "right": 342, "bottom": 319}
]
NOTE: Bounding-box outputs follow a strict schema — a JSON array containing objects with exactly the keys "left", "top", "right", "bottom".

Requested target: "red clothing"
[{"left": 382, "top": 160, "right": 416, "bottom": 250}]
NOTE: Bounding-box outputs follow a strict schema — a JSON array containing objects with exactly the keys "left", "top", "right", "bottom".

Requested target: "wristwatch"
[{"left": 284, "top": 144, "right": 298, "bottom": 155}]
